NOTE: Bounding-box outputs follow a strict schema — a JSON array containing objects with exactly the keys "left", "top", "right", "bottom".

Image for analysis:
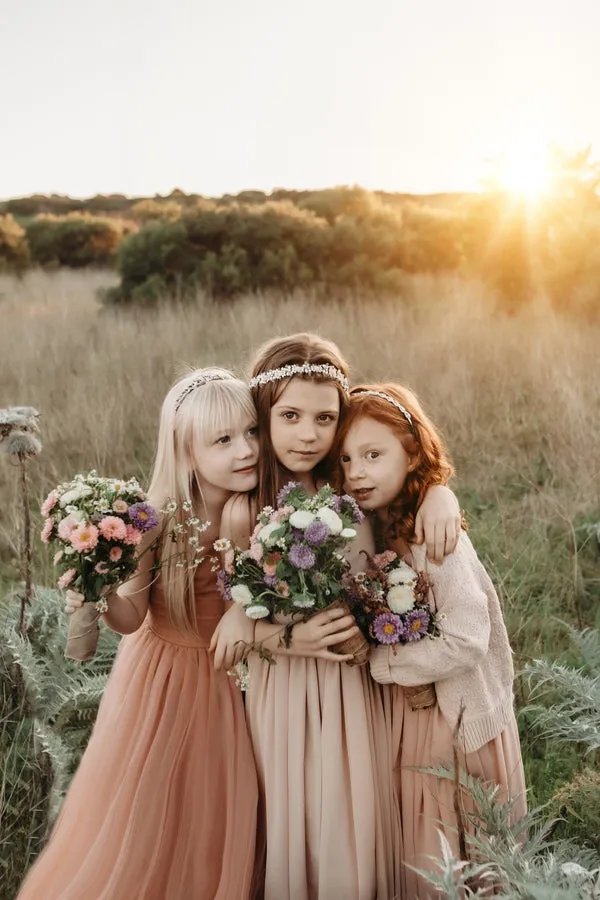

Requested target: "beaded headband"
[
  {"left": 175, "top": 371, "right": 232, "bottom": 412},
  {"left": 248, "top": 363, "right": 350, "bottom": 394},
  {"left": 351, "top": 390, "right": 414, "bottom": 428}
]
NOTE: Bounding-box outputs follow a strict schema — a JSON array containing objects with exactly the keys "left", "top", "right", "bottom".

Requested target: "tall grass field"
[{"left": 1, "top": 269, "right": 600, "bottom": 893}]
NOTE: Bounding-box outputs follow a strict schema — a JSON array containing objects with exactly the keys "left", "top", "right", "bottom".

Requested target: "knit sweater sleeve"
[{"left": 369, "top": 535, "right": 491, "bottom": 687}]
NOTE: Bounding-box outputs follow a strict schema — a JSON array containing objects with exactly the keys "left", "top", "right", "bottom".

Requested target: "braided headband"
[
  {"left": 175, "top": 372, "right": 232, "bottom": 412},
  {"left": 248, "top": 363, "right": 349, "bottom": 394},
  {"left": 351, "top": 390, "right": 414, "bottom": 428}
]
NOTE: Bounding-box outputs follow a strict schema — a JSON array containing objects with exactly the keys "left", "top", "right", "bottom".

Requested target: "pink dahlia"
[
  {"left": 40, "top": 517, "right": 54, "bottom": 544},
  {"left": 99, "top": 516, "right": 128, "bottom": 541},
  {"left": 70, "top": 523, "right": 99, "bottom": 552},
  {"left": 57, "top": 568, "right": 77, "bottom": 590}
]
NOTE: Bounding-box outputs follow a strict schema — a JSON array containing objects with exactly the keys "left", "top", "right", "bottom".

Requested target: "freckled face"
[{"left": 340, "top": 416, "right": 411, "bottom": 513}]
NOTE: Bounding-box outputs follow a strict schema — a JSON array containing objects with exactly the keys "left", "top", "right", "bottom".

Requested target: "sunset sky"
[{"left": 1, "top": 0, "right": 599, "bottom": 199}]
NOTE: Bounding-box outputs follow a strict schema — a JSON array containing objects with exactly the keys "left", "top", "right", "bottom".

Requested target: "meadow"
[{"left": 1, "top": 268, "right": 600, "bottom": 891}]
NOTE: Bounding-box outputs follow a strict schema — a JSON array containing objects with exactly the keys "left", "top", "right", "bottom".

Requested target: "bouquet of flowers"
[
  {"left": 344, "top": 550, "right": 437, "bottom": 647},
  {"left": 344, "top": 550, "right": 440, "bottom": 707},
  {"left": 41, "top": 471, "right": 159, "bottom": 660},
  {"left": 217, "top": 482, "right": 369, "bottom": 663}
]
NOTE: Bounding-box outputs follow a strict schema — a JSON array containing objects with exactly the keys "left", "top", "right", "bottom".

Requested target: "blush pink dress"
[
  {"left": 18, "top": 557, "right": 258, "bottom": 900},
  {"left": 245, "top": 649, "right": 401, "bottom": 900}
]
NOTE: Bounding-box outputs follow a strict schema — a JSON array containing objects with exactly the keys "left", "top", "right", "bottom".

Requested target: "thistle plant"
[{"left": 0, "top": 406, "right": 42, "bottom": 634}]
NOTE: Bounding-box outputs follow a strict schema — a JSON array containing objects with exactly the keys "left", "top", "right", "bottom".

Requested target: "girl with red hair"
[{"left": 336, "top": 383, "right": 527, "bottom": 899}]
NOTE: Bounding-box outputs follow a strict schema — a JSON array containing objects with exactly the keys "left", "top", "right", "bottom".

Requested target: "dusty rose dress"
[
  {"left": 18, "top": 557, "right": 258, "bottom": 900},
  {"left": 395, "top": 698, "right": 526, "bottom": 899},
  {"left": 246, "top": 649, "right": 401, "bottom": 900}
]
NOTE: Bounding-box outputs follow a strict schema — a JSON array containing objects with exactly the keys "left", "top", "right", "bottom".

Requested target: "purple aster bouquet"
[
  {"left": 218, "top": 483, "right": 365, "bottom": 656},
  {"left": 343, "top": 550, "right": 438, "bottom": 647}
]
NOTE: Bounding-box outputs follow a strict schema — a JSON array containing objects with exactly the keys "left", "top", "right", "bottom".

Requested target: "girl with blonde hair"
[{"left": 19, "top": 369, "right": 260, "bottom": 900}]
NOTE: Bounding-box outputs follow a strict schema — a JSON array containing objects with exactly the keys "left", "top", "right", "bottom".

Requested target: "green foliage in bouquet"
[{"left": 219, "top": 483, "right": 363, "bottom": 621}]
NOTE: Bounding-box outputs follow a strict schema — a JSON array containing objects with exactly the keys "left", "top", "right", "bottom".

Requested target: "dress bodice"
[{"left": 147, "top": 556, "right": 225, "bottom": 648}]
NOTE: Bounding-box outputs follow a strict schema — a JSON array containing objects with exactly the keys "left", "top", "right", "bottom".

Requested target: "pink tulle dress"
[{"left": 18, "top": 556, "right": 258, "bottom": 900}]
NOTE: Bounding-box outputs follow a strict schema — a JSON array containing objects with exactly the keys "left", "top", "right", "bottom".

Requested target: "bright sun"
[{"left": 494, "top": 138, "right": 553, "bottom": 199}]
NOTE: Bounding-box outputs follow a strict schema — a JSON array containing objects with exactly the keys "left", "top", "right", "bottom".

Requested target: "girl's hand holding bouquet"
[
  {"left": 41, "top": 471, "right": 159, "bottom": 660},
  {"left": 217, "top": 482, "right": 370, "bottom": 665}
]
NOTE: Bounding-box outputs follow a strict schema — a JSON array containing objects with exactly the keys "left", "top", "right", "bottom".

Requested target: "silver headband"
[
  {"left": 248, "top": 363, "right": 349, "bottom": 394},
  {"left": 352, "top": 390, "right": 414, "bottom": 427},
  {"left": 175, "top": 372, "right": 231, "bottom": 412}
]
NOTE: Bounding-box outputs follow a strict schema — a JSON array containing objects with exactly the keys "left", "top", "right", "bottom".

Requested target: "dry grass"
[
  {"left": 1, "top": 268, "right": 600, "bottom": 808},
  {"left": 1, "top": 269, "right": 599, "bottom": 641}
]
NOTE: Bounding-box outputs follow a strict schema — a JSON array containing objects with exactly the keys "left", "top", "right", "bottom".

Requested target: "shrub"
[
  {"left": 0, "top": 214, "right": 30, "bottom": 271},
  {"left": 26, "top": 214, "right": 134, "bottom": 268}
]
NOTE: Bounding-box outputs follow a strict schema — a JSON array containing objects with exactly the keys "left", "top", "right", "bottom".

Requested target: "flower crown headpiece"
[
  {"left": 248, "top": 363, "right": 350, "bottom": 394},
  {"left": 352, "top": 390, "right": 414, "bottom": 429},
  {"left": 175, "top": 371, "right": 231, "bottom": 412}
]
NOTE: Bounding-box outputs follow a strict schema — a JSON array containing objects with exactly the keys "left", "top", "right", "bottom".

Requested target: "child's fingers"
[
  {"left": 443, "top": 519, "right": 460, "bottom": 556},
  {"left": 324, "top": 625, "right": 360, "bottom": 647},
  {"left": 425, "top": 523, "right": 444, "bottom": 564},
  {"left": 321, "top": 614, "right": 356, "bottom": 636},
  {"left": 312, "top": 608, "right": 347, "bottom": 628},
  {"left": 413, "top": 510, "right": 425, "bottom": 545}
]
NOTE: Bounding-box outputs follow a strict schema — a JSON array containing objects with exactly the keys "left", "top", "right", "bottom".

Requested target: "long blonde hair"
[{"left": 147, "top": 367, "right": 256, "bottom": 633}]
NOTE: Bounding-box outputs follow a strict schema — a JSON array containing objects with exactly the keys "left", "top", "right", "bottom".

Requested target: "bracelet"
[{"left": 278, "top": 622, "right": 294, "bottom": 649}]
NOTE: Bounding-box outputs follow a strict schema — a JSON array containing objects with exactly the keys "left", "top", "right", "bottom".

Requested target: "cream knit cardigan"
[{"left": 369, "top": 533, "right": 516, "bottom": 753}]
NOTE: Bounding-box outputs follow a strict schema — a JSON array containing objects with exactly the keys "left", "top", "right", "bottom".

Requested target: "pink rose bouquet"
[{"left": 41, "top": 470, "right": 159, "bottom": 612}]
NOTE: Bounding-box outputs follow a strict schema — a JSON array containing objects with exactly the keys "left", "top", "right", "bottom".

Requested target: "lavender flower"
[
  {"left": 263, "top": 574, "right": 277, "bottom": 587},
  {"left": 304, "top": 520, "right": 330, "bottom": 546},
  {"left": 216, "top": 569, "right": 232, "bottom": 601},
  {"left": 341, "top": 494, "right": 365, "bottom": 523},
  {"left": 372, "top": 612, "right": 403, "bottom": 644},
  {"left": 402, "top": 609, "right": 430, "bottom": 642},
  {"left": 276, "top": 481, "right": 303, "bottom": 506},
  {"left": 288, "top": 543, "right": 316, "bottom": 570},
  {"left": 128, "top": 502, "right": 159, "bottom": 532}
]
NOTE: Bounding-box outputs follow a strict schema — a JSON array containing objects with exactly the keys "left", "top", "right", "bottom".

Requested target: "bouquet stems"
[
  {"left": 64, "top": 604, "right": 102, "bottom": 662},
  {"left": 325, "top": 598, "right": 370, "bottom": 667}
]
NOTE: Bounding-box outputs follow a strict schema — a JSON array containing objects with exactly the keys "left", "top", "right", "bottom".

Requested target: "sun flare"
[{"left": 496, "top": 137, "right": 553, "bottom": 199}]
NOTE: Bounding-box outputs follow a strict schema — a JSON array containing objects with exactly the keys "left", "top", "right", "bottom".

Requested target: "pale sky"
[{"left": 1, "top": 0, "right": 599, "bottom": 199}]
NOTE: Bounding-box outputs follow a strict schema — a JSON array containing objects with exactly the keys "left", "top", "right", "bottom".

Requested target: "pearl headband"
[
  {"left": 248, "top": 363, "right": 350, "bottom": 394},
  {"left": 352, "top": 390, "right": 414, "bottom": 428},
  {"left": 175, "top": 371, "right": 232, "bottom": 412}
]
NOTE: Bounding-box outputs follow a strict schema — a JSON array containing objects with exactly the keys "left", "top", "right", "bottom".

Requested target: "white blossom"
[
  {"left": 386, "top": 584, "right": 416, "bottom": 615},
  {"left": 316, "top": 507, "right": 343, "bottom": 534},
  {"left": 231, "top": 584, "right": 254, "bottom": 606},
  {"left": 289, "top": 510, "right": 316, "bottom": 529}
]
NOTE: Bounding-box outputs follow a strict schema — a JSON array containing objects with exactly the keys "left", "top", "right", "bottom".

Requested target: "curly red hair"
[{"left": 333, "top": 383, "right": 454, "bottom": 544}]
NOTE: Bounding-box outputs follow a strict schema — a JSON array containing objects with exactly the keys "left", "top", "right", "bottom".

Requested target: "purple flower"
[
  {"left": 402, "top": 609, "right": 430, "bottom": 642},
  {"left": 216, "top": 569, "right": 232, "bottom": 601},
  {"left": 372, "top": 612, "right": 403, "bottom": 645},
  {"left": 288, "top": 543, "right": 316, "bottom": 570},
  {"left": 304, "top": 520, "right": 330, "bottom": 546},
  {"left": 277, "top": 481, "right": 303, "bottom": 506},
  {"left": 263, "top": 574, "right": 277, "bottom": 587},
  {"left": 128, "top": 502, "right": 159, "bottom": 532},
  {"left": 341, "top": 494, "right": 365, "bottom": 523}
]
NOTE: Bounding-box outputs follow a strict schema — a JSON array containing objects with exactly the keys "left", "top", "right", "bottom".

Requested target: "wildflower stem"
[{"left": 18, "top": 453, "right": 33, "bottom": 635}]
